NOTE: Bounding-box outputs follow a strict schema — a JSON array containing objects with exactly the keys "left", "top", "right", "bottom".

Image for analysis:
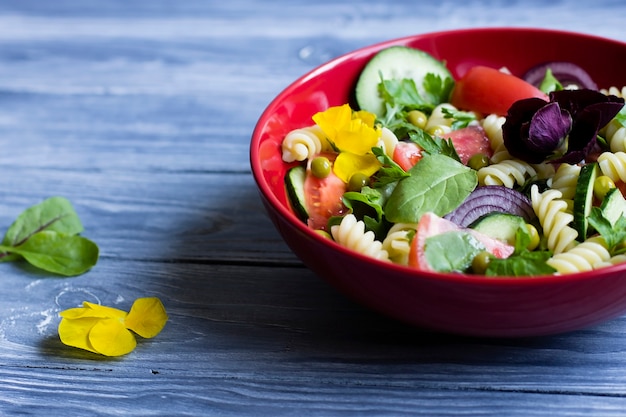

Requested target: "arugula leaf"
[
  {"left": 342, "top": 187, "right": 389, "bottom": 240},
  {"left": 425, "top": 231, "right": 484, "bottom": 273},
  {"left": 486, "top": 250, "right": 555, "bottom": 276},
  {"left": 485, "top": 226, "right": 555, "bottom": 276},
  {"left": 371, "top": 146, "right": 410, "bottom": 187},
  {"left": 0, "top": 231, "right": 99, "bottom": 277},
  {"left": 408, "top": 129, "right": 460, "bottom": 161},
  {"left": 384, "top": 153, "right": 477, "bottom": 223},
  {"left": 440, "top": 106, "right": 477, "bottom": 130},
  {"left": 588, "top": 207, "right": 626, "bottom": 255}
]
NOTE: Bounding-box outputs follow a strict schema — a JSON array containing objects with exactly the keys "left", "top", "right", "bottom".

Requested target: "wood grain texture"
[{"left": 1, "top": 0, "right": 626, "bottom": 415}]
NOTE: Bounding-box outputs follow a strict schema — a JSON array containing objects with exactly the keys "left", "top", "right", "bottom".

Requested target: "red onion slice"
[{"left": 523, "top": 61, "right": 597, "bottom": 90}]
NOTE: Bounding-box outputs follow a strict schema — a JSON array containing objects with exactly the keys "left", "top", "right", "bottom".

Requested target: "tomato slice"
[
  {"left": 443, "top": 125, "right": 493, "bottom": 165},
  {"left": 408, "top": 212, "right": 514, "bottom": 271},
  {"left": 304, "top": 164, "right": 347, "bottom": 231},
  {"left": 450, "top": 66, "right": 548, "bottom": 116},
  {"left": 393, "top": 141, "right": 422, "bottom": 171}
]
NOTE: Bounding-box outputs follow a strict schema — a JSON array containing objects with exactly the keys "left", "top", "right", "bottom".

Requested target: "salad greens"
[{"left": 0, "top": 196, "right": 99, "bottom": 276}]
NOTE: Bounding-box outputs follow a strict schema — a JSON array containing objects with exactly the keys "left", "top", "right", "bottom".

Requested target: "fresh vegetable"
[
  {"left": 304, "top": 161, "right": 347, "bottom": 231},
  {"left": 392, "top": 141, "right": 422, "bottom": 171},
  {"left": 523, "top": 61, "right": 598, "bottom": 90},
  {"left": 0, "top": 196, "right": 99, "bottom": 276},
  {"left": 285, "top": 166, "right": 309, "bottom": 222},
  {"left": 441, "top": 125, "right": 493, "bottom": 165},
  {"left": 355, "top": 45, "right": 454, "bottom": 118},
  {"left": 444, "top": 186, "right": 536, "bottom": 228},
  {"left": 450, "top": 65, "right": 548, "bottom": 116},
  {"left": 384, "top": 153, "right": 477, "bottom": 224},
  {"left": 408, "top": 212, "right": 514, "bottom": 272},
  {"left": 470, "top": 212, "right": 527, "bottom": 246},
  {"left": 573, "top": 162, "right": 599, "bottom": 241}
]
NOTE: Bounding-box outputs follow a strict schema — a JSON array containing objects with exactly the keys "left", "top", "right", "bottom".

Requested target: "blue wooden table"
[{"left": 2, "top": 1, "right": 626, "bottom": 415}]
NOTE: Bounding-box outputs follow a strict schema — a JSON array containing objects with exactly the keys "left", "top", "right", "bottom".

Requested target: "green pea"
[
  {"left": 594, "top": 175, "right": 616, "bottom": 201},
  {"left": 347, "top": 172, "right": 370, "bottom": 192},
  {"left": 407, "top": 110, "right": 428, "bottom": 129},
  {"left": 526, "top": 224, "right": 540, "bottom": 251},
  {"left": 471, "top": 251, "right": 495, "bottom": 275},
  {"left": 310, "top": 156, "right": 331, "bottom": 178},
  {"left": 467, "top": 153, "right": 490, "bottom": 170}
]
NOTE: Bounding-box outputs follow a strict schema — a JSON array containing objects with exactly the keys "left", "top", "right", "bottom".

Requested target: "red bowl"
[{"left": 250, "top": 27, "right": 626, "bottom": 337}]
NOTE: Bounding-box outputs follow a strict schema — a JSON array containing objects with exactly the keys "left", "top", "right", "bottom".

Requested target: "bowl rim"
[{"left": 250, "top": 26, "right": 626, "bottom": 286}]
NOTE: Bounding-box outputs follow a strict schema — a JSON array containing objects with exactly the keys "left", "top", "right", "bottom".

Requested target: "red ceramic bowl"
[{"left": 250, "top": 28, "right": 626, "bottom": 337}]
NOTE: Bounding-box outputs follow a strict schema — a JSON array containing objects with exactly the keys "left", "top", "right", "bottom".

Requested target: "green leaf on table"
[
  {"left": 1, "top": 196, "right": 84, "bottom": 261},
  {"left": 384, "top": 153, "right": 477, "bottom": 223},
  {"left": 0, "top": 230, "right": 99, "bottom": 276}
]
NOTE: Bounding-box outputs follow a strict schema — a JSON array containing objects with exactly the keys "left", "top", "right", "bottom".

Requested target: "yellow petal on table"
[
  {"left": 333, "top": 152, "right": 381, "bottom": 183},
  {"left": 58, "top": 316, "right": 101, "bottom": 354},
  {"left": 124, "top": 297, "right": 168, "bottom": 338},
  {"left": 89, "top": 318, "right": 137, "bottom": 357},
  {"left": 60, "top": 301, "right": 128, "bottom": 320}
]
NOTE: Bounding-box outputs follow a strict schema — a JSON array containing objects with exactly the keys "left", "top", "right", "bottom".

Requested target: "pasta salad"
[{"left": 280, "top": 45, "right": 626, "bottom": 277}]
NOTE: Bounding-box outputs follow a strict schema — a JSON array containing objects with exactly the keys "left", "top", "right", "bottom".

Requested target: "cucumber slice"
[
  {"left": 600, "top": 187, "right": 626, "bottom": 226},
  {"left": 355, "top": 45, "right": 453, "bottom": 117},
  {"left": 573, "top": 162, "right": 599, "bottom": 241},
  {"left": 285, "top": 166, "right": 308, "bottom": 222},
  {"left": 470, "top": 212, "right": 526, "bottom": 245}
]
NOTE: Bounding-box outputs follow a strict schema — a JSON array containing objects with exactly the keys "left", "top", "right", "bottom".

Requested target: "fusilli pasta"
[
  {"left": 550, "top": 163, "right": 581, "bottom": 200},
  {"left": 598, "top": 151, "right": 626, "bottom": 183},
  {"left": 531, "top": 185, "right": 578, "bottom": 254},
  {"left": 381, "top": 222, "right": 417, "bottom": 265},
  {"left": 331, "top": 214, "right": 390, "bottom": 261},
  {"left": 281, "top": 125, "right": 328, "bottom": 162},
  {"left": 477, "top": 158, "right": 537, "bottom": 188},
  {"left": 546, "top": 236, "right": 610, "bottom": 274}
]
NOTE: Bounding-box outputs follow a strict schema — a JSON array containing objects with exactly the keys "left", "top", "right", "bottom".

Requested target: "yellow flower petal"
[
  {"left": 58, "top": 316, "right": 100, "bottom": 354},
  {"left": 353, "top": 110, "right": 377, "bottom": 128},
  {"left": 312, "top": 104, "right": 352, "bottom": 142},
  {"left": 334, "top": 119, "right": 380, "bottom": 155},
  {"left": 89, "top": 318, "right": 136, "bottom": 357},
  {"left": 333, "top": 152, "right": 381, "bottom": 183},
  {"left": 124, "top": 297, "right": 168, "bottom": 338},
  {"left": 60, "top": 301, "right": 128, "bottom": 320}
]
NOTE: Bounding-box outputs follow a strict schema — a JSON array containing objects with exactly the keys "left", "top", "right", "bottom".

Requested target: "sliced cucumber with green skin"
[
  {"left": 600, "top": 187, "right": 626, "bottom": 226},
  {"left": 355, "top": 45, "right": 453, "bottom": 117},
  {"left": 469, "top": 212, "right": 526, "bottom": 246},
  {"left": 573, "top": 162, "right": 599, "bottom": 241},
  {"left": 285, "top": 166, "right": 308, "bottom": 222}
]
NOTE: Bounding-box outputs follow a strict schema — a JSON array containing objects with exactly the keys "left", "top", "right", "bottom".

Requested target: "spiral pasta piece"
[
  {"left": 550, "top": 163, "right": 581, "bottom": 200},
  {"left": 477, "top": 158, "right": 537, "bottom": 188},
  {"left": 425, "top": 103, "right": 455, "bottom": 135},
  {"left": 331, "top": 214, "right": 390, "bottom": 261},
  {"left": 281, "top": 125, "right": 327, "bottom": 162},
  {"left": 531, "top": 185, "right": 578, "bottom": 254},
  {"left": 601, "top": 86, "right": 626, "bottom": 98},
  {"left": 603, "top": 118, "right": 626, "bottom": 153},
  {"left": 598, "top": 151, "right": 626, "bottom": 183},
  {"left": 546, "top": 236, "right": 610, "bottom": 274},
  {"left": 381, "top": 222, "right": 417, "bottom": 265},
  {"left": 480, "top": 113, "right": 506, "bottom": 152}
]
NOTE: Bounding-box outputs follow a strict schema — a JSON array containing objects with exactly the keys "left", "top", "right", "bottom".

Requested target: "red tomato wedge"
[
  {"left": 304, "top": 165, "right": 347, "bottom": 231},
  {"left": 393, "top": 141, "right": 422, "bottom": 171},
  {"left": 443, "top": 125, "right": 493, "bottom": 165},
  {"left": 450, "top": 66, "right": 548, "bottom": 116},
  {"left": 408, "top": 212, "right": 514, "bottom": 272}
]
